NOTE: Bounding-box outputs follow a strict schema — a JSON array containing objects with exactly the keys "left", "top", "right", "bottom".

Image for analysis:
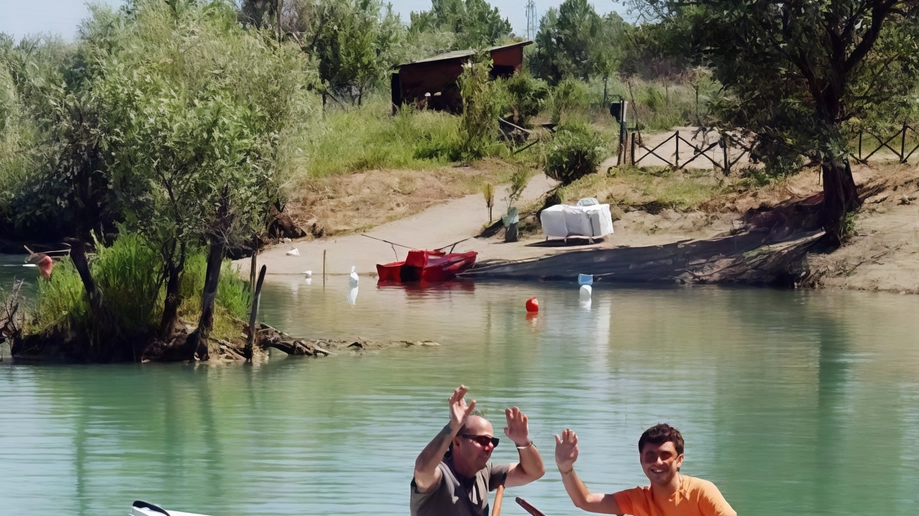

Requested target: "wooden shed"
[{"left": 391, "top": 41, "right": 532, "bottom": 113}]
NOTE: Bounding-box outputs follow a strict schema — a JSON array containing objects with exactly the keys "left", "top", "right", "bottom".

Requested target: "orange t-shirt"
[{"left": 612, "top": 475, "right": 735, "bottom": 516}]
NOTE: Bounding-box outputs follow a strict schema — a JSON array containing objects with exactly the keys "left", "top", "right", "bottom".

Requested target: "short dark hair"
[{"left": 638, "top": 423, "right": 684, "bottom": 455}]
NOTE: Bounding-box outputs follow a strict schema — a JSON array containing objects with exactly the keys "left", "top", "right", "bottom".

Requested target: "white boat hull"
[{"left": 131, "top": 500, "right": 212, "bottom": 516}]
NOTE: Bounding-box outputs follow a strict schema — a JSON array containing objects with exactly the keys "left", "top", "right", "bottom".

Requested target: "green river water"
[{"left": 1, "top": 256, "right": 918, "bottom": 515}]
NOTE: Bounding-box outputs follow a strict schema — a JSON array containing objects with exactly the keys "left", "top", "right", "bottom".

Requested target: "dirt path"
[
  {"left": 240, "top": 130, "right": 919, "bottom": 295},
  {"left": 237, "top": 174, "right": 567, "bottom": 278},
  {"left": 238, "top": 168, "right": 739, "bottom": 280}
]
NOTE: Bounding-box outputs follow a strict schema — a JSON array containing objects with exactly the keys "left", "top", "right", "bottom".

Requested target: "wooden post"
[
  {"left": 858, "top": 131, "right": 863, "bottom": 162},
  {"left": 246, "top": 265, "right": 267, "bottom": 361},
  {"left": 323, "top": 249, "right": 327, "bottom": 287},
  {"left": 723, "top": 135, "right": 730, "bottom": 176},
  {"left": 901, "top": 122, "right": 908, "bottom": 163},
  {"left": 249, "top": 235, "right": 258, "bottom": 288},
  {"left": 675, "top": 131, "right": 680, "bottom": 168},
  {"left": 631, "top": 132, "right": 637, "bottom": 166}
]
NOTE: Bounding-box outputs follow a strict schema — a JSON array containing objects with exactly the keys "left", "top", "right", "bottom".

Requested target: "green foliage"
[
  {"left": 635, "top": 0, "right": 919, "bottom": 170},
  {"left": 618, "top": 12, "right": 703, "bottom": 80},
  {"left": 531, "top": 0, "right": 624, "bottom": 85},
  {"left": 457, "top": 54, "right": 500, "bottom": 160},
  {"left": 840, "top": 211, "right": 857, "bottom": 244},
  {"left": 547, "top": 78, "right": 589, "bottom": 125},
  {"left": 179, "top": 251, "right": 251, "bottom": 321},
  {"left": 32, "top": 233, "right": 250, "bottom": 337},
  {"left": 543, "top": 121, "right": 605, "bottom": 184},
  {"left": 34, "top": 258, "right": 89, "bottom": 334},
  {"left": 505, "top": 168, "right": 529, "bottom": 208},
  {"left": 303, "top": 97, "right": 461, "bottom": 175},
  {"left": 295, "top": 0, "right": 404, "bottom": 104},
  {"left": 500, "top": 71, "right": 549, "bottom": 127},
  {"left": 0, "top": 35, "right": 113, "bottom": 240},
  {"left": 91, "top": 231, "right": 162, "bottom": 330},
  {"left": 409, "top": 0, "right": 512, "bottom": 49},
  {"left": 482, "top": 182, "right": 495, "bottom": 220}
]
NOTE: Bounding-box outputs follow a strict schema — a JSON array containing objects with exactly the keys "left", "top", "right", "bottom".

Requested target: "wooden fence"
[
  {"left": 627, "top": 129, "right": 753, "bottom": 174},
  {"left": 624, "top": 124, "right": 919, "bottom": 173},
  {"left": 851, "top": 123, "right": 919, "bottom": 164}
]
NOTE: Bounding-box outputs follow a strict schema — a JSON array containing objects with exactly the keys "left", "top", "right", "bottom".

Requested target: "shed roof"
[{"left": 393, "top": 40, "right": 532, "bottom": 69}]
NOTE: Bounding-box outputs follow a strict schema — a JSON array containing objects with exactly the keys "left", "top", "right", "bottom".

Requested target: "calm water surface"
[{"left": 1, "top": 257, "right": 918, "bottom": 515}]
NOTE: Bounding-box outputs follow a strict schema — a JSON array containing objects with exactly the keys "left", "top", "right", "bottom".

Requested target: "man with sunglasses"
[
  {"left": 411, "top": 385, "right": 545, "bottom": 516},
  {"left": 554, "top": 423, "right": 736, "bottom": 516}
]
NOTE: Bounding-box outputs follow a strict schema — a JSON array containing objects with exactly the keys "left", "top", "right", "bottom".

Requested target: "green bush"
[
  {"left": 179, "top": 251, "right": 251, "bottom": 321},
  {"left": 92, "top": 231, "right": 162, "bottom": 330},
  {"left": 34, "top": 258, "right": 89, "bottom": 333},
  {"left": 543, "top": 121, "right": 606, "bottom": 184},
  {"left": 32, "top": 233, "right": 251, "bottom": 338},
  {"left": 457, "top": 54, "right": 500, "bottom": 161},
  {"left": 501, "top": 71, "right": 550, "bottom": 128},
  {"left": 548, "top": 78, "right": 590, "bottom": 125}
]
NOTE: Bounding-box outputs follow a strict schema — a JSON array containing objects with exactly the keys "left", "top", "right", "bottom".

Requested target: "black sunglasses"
[{"left": 461, "top": 433, "right": 499, "bottom": 447}]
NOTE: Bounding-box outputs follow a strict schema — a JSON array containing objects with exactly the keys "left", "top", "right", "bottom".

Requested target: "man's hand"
[
  {"left": 449, "top": 385, "right": 476, "bottom": 430},
  {"left": 504, "top": 406, "right": 530, "bottom": 446},
  {"left": 554, "top": 428, "right": 579, "bottom": 472}
]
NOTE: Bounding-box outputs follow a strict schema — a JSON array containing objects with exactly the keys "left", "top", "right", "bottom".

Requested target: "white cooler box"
[{"left": 540, "top": 198, "right": 614, "bottom": 240}]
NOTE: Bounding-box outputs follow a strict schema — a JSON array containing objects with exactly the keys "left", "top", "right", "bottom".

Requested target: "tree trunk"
[
  {"left": 159, "top": 262, "right": 183, "bottom": 341},
  {"left": 821, "top": 158, "right": 861, "bottom": 246},
  {"left": 65, "top": 238, "right": 111, "bottom": 346},
  {"left": 192, "top": 239, "right": 226, "bottom": 350}
]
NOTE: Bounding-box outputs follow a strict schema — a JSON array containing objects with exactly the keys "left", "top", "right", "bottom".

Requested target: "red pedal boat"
[{"left": 376, "top": 249, "right": 478, "bottom": 283}]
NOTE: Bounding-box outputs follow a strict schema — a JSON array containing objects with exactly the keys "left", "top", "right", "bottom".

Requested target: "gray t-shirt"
[{"left": 410, "top": 458, "right": 510, "bottom": 516}]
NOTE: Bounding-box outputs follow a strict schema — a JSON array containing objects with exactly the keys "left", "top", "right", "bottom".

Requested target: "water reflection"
[
  {"left": 346, "top": 285, "right": 359, "bottom": 305},
  {"left": 1, "top": 270, "right": 918, "bottom": 515}
]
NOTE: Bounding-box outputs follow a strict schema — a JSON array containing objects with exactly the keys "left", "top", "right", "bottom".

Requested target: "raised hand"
[
  {"left": 449, "top": 385, "right": 476, "bottom": 430},
  {"left": 554, "top": 428, "right": 579, "bottom": 471},
  {"left": 504, "top": 406, "right": 530, "bottom": 446}
]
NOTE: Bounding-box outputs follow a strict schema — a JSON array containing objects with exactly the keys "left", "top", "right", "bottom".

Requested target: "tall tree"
[
  {"left": 87, "top": 0, "right": 313, "bottom": 341},
  {"left": 629, "top": 0, "right": 919, "bottom": 244},
  {"left": 409, "top": 0, "right": 511, "bottom": 49},
  {"left": 295, "top": 0, "right": 403, "bottom": 104},
  {"left": 530, "top": 0, "right": 610, "bottom": 84}
]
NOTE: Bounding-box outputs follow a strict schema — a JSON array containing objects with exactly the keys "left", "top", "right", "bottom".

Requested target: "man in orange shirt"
[{"left": 554, "top": 423, "right": 735, "bottom": 516}]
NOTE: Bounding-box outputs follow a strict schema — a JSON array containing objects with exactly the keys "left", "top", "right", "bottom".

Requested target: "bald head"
[{"left": 461, "top": 415, "right": 493, "bottom": 435}]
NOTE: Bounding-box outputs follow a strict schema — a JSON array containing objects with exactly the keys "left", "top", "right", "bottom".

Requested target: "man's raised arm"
[
  {"left": 504, "top": 406, "right": 545, "bottom": 487},
  {"left": 413, "top": 385, "right": 474, "bottom": 493},
  {"left": 555, "top": 428, "right": 623, "bottom": 514}
]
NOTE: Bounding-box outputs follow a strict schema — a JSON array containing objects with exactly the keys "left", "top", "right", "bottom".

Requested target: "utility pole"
[{"left": 525, "top": 0, "right": 537, "bottom": 40}]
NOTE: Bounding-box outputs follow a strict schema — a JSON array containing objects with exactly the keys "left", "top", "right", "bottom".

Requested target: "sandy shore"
[{"left": 237, "top": 133, "right": 919, "bottom": 295}]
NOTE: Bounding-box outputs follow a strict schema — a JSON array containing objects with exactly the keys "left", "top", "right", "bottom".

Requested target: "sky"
[{"left": 0, "top": 0, "right": 627, "bottom": 43}]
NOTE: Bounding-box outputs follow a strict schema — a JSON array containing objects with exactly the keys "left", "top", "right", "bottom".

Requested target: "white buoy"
[
  {"left": 303, "top": 270, "right": 312, "bottom": 278},
  {"left": 286, "top": 247, "right": 300, "bottom": 256},
  {"left": 577, "top": 273, "right": 593, "bottom": 286},
  {"left": 349, "top": 266, "right": 359, "bottom": 287},
  {"left": 579, "top": 284, "right": 592, "bottom": 302}
]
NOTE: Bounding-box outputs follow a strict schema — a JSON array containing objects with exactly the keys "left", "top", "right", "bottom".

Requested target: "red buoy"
[{"left": 525, "top": 297, "right": 539, "bottom": 313}]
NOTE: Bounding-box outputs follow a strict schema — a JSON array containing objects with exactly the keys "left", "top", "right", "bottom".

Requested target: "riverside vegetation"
[{"left": 3, "top": 0, "right": 919, "bottom": 361}]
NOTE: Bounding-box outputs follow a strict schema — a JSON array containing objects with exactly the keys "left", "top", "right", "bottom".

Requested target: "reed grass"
[
  {"left": 31, "top": 234, "right": 252, "bottom": 342},
  {"left": 302, "top": 96, "right": 462, "bottom": 177}
]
